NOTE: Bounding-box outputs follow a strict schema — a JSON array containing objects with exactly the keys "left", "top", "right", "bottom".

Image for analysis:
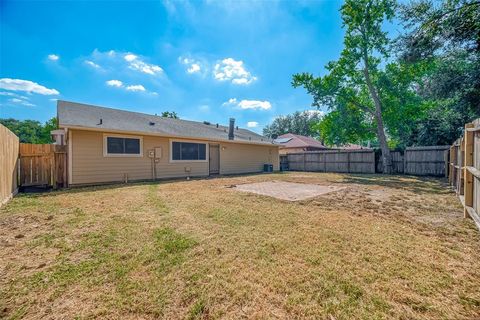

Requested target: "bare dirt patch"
[
  {"left": 234, "top": 181, "right": 345, "bottom": 201},
  {"left": 1, "top": 172, "right": 479, "bottom": 320}
]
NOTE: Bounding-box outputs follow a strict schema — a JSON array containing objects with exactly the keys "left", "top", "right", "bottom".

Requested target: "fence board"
[
  {"left": 19, "top": 144, "right": 67, "bottom": 188},
  {"left": 0, "top": 124, "right": 19, "bottom": 206},
  {"left": 449, "top": 118, "right": 480, "bottom": 231},
  {"left": 404, "top": 146, "right": 450, "bottom": 176},
  {"left": 286, "top": 150, "right": 375, "bottom": 174}
]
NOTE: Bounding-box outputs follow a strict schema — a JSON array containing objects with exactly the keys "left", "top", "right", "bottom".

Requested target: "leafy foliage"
[
  {"left": 0, "top": 117, "right": 57, "bottom": 143},
  {"left": 397, "top": 0, "right": 480, "bottom": 145},
  {"left": 161, "top": 111, "right": 179, "bottom": 119},
  {"left": 293, "top": 0, "right": 398, "bottom": 171},
  {"left": 262, "top": 111, "right": 322, "bottom": 139}
]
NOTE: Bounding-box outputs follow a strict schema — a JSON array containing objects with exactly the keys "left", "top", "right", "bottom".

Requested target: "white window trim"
[
  {"left": 103, "top": 133, "right": 143, "bottom": 157},
  {"left": 169, "top": 139, "right": 209, "bottom": 163}
]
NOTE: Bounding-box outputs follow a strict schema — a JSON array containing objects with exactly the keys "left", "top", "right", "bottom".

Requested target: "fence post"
[
  {"left": 346, "top": 152, "right": 350, "bottom": 173},
  {"left": 464, "top": 123, "right": 474, "bottom": 218}
]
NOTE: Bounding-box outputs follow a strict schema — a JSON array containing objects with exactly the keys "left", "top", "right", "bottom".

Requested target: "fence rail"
[{"left": 449, "top": 118, "right": 480, "bottom": 230}]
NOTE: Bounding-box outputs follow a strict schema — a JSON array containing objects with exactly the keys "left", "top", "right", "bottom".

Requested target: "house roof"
[
  {"left": 57, "top": 100, "right": 275, "bottom": 145},
  {"left": 338, "top": 143, "right": 371, "bottom": 150},
  {"left": 275, "top": 133, "right": 328, "bottom": 149}
]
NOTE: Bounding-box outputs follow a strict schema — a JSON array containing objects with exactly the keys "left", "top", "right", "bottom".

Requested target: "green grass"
[{"left": 1, "top": 172, "right": 479, "bottom": 319}]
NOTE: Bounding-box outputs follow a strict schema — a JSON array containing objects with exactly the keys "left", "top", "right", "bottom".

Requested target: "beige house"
[{"left": 58, "top": 101, "right": 279, "bottom": 186}]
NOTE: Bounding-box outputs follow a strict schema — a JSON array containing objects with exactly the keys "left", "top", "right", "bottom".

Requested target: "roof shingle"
[{"left": 57, "top": 100, "right": 274, "bottom": 145}]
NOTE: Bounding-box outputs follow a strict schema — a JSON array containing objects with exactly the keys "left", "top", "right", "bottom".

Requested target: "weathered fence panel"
[
  {"left": 404, "top": 146, "right": 450, "bottom": 176},
  {"left": 377, "top": 151, "right": 404, "bottom": 174},
  {"left": 448, "top": 118, "right": 480, "bottom": 231},
  {"left": 19, "top": 144, "right": 67, "bottom": 188},
  {"left": 287, "top": 150, "right": 376, "bottom": 174},
  {"left": 0, "top": 124, "right": 19, "bottom": 206}
]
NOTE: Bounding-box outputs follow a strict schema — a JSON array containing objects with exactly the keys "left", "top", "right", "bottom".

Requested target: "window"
[
  {"left": 104, "top": 135, "right": 142, "bottom": 157},
  {"left": 171, "top": 141, "right": 206, "bottom": 161}
]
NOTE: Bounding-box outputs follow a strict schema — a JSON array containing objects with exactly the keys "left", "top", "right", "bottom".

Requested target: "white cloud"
[
  {"left": 188, "top": 63, "right": 201, "bottom": 74},
  {"left": 124, "top": 54, "right": 137, "bottom": 62},
  {"left": 48, "top": 54, "right": 59, "bottom": 61},
  {"left": 238, "top": 100, "right": 271, "bottom": 110},
  {"left": 213, "top": 58, "right": 257, "bottom": 85},
  {"left": 106, "top": 79, "right": 123, "bottom": 87},
  {"left": 84, "top": 50, "right": 164, "bottom": 77},
  {"left": 199, "top": 105, "right": 210, "bottom": 111},
  {"left": 180, "top": 57, "right": 203, "bottom": 74},
  {"left": 105, "top": 79, "right": 148, "bottom": 93},
  {"left": 85, "top": 60, "right": 101, "bottom": 69},
  {"left": 124, "top": 53, "right": 163, "bottom": 75},
  {"left": 126, "top": 84, "right": 146, "bottom": 92},
  {"left": 222, "top": 98, "right": 271, "bottom": 110},
  {"left": 0, "top": 91, "right": 29, "bottom": 100},
  {"left": 0, "top": 78, "right": 59, "bottom": 95},
  {"left": 222, "top": 98, "right": 238, "bottom": 106},
  {"left": 247, "top": 121, "right": 259, "bottom": 128},
  {"left": 9, "top": 98, "right": 35, "bottom": 107}
]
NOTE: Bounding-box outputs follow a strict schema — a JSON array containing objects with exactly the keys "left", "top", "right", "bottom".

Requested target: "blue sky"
[{"left": 0, "top": 0, "right": 349, "bottom": 133}]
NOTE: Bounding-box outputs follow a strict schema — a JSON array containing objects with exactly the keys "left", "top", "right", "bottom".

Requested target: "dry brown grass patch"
[{"left": 1, "top": 172, "right": 479, "bottom": 319}]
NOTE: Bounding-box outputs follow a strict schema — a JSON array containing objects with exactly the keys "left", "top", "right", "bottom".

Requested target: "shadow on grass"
[
  {"left": 335, "top": 174, "right": 450, "bottom": 195},
  {"left": 13, "top": 172, "right": 285, "bottom": 199}
]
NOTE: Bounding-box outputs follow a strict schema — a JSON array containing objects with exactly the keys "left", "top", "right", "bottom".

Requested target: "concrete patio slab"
[{"left": 234, "top": 181, "right": 345, "bottom": 201}]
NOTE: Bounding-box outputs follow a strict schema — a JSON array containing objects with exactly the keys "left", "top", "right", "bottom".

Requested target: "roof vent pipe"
[{"left": 228, "top": 118, "right": 235, "bottom": 140}]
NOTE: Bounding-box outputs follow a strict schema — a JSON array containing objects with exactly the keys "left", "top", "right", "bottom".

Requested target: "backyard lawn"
[{"left": 1, "top": 172, "right": 479, "bottom": 319}]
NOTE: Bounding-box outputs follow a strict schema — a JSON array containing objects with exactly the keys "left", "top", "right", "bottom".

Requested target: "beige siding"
[
  {"left": 0, "top": 124, "right": 19, "bottom": 205},
  {"left": 70, "top": 130, "right": 208, "bottom": 185},
  {"left": 70, "top": 129, "right": 279, "bottom": 185},
  {"left": 219, "top": 142, "right": 279, "bottom": 175}
]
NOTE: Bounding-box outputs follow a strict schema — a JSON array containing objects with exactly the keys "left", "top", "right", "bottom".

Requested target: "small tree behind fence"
[{"left": 449, "top": 118, "right": 480, "bottom": 230}]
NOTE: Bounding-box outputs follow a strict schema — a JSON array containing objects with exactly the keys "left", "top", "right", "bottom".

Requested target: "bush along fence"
[
  {"left": 282, "top": 146, "right": 450, "bottom": 176},
  {"left": 449, "top": 118, "right": 480, "bottom": 230}
]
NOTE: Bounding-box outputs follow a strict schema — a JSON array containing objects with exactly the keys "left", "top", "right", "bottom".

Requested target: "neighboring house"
[
  {"left": 275, "top": 133, "right": 329, "bottom": 154},
  {"left": 338, "top": 143, "right": 372, "bottom": 150},
  {"left": 57, "top": 100, "right": 279, "bottom": 186}
]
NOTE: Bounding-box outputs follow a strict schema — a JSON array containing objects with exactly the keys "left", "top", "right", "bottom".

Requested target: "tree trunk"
[{"left": 362, "top": 58, "right": 393, "bottom": 174}]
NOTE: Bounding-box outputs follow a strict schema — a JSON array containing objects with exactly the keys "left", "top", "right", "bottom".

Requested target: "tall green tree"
[
  {"left": 293, "top": 0, "right": 397, "bottom": 172},
  {"left": 263, "top": 110, "right": 323, "bottom": 139},
  {"left": 396, "top": 0, "right": 480, "bottom": 145},
  {"left": 0, "top": 117, "right": 57, "bottom": 143}
]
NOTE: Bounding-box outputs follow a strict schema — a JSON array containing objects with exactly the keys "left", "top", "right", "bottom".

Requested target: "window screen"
[
  {"left": 172, "top": 142, "right": 206, "bottom": 160},
  {"left": 107, "top": 137, "right": 141, "bottom": 155}
]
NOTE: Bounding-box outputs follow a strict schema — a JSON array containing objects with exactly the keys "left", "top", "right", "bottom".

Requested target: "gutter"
[{"left": 59, "top": 124, "right": 279, "bottom": 147}]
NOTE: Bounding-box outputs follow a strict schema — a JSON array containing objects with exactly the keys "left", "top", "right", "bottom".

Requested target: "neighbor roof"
[
  {"left": 57, "top": 100, "right": 275, "bottom": 145},
  {"left": 275, "top": 133, "right": 328, "bottom": 149}
]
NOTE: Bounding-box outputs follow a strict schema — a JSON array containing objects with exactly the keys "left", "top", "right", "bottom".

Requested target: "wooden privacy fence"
[
  {"left": 0, "top": 124, "right": 19, "bottom": 206},
  {"left": 287, "top": 150, "right": 376, "bottom": 173},
  {"left": 286, "top": 146, "right": 450, "bottom": 176},
  {"left": 448, "top": 118, "right": 480, "bottom": 230},
  {"left": 19, "top": 143, "right": 67, "bottom": 189}
]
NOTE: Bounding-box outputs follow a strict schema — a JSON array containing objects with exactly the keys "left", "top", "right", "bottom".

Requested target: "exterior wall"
[
  {"left": 219, "top": 141, "right": 279, "bottom": 175},
  {"left": 70, "top": 129, "right": 280, "bottom": 185},
  {"left": 70, "top": 129, "right": 208, "bottom": 185}
]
